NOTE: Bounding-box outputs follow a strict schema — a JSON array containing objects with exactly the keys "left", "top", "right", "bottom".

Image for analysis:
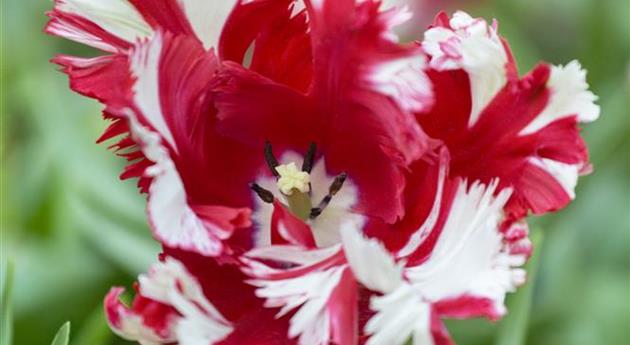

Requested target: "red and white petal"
[
  {"left": 249, "top": 265, "right": 352, "bottom": 345},
  {"left": 340, "top": 222, "right": 439, "bottom": 345},
  {"left": 243, "top": 246, "right": 356, "bottom": 345},
  {"left": 127, "top": 111, "right": 242, "bottom": 256},
  {"left": 303, "top": 0, "right": 433, "bottom": 222},
  {"left": 221, "top": 0, "right": 313, "bottom": 92},
  {"left": 423, "top": 11, "right": 509, "bottom": 126},
  {"left": 514, "top": 61, "right": 599, "bottom": 203},
  {"left": 270, "top": 201, "right": 318, "bottom": 248},
  {"left": 129, "top": 33, "right": 178, "bottom": 151},
  {"left": 46, "top": 0, "right": 153, "bottom": 52},
  {"left": 405, "top": 180, "right": 528, "bottom": 320},
  {"left": 307, "top": 0, "right": 432, "bottom": 149},
  {"left": 105, "top": 257, "right": 233, "bottom": 345},
  {"left": 520, "top": 61, "right": 600, "bottom": 135},
  {"left": 363, "top": 6, "right": 433, "bottom": 113},
  {"left": 396, "top": 153, "right": 449, "bottom": 258},
  {"left": 138, "top": 257, "right": 233, "bottom": 344},
  {"left": 105, "top": 287, "right": 177, "bottom": 344},
  {"left": 125, "top": 33, "right": 253, "bottom": 255},
  {"left": 52, "top": 54, "right": 132, "bottom": 104},
  {"left": 419, "top": 52, "right": 597, "bottom": 217}
]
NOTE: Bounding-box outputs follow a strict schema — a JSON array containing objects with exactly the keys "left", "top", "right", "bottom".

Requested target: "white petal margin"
[
  {"left": 405, "top": 180, "right": 526, "bottom": 315},
  {"left": 529, "top": 157, "right": 579, "bottom": 199},
  {"left": 422, "top": 11, "right": 508, "bottom": 127},
  {"left": 366, "top": 285, "right": 434, "bottom": 345},
  {"left": 126, "top": 111, "right": 224, "bottom": 256},
  {"left": 519, "top": 60, "right": 600, "bottom": 135},
  {"left": 248, "top": 264, "right": 347, "bottom": 345},
  {"left": 177, "top": 0, "right": 238, "bottom": 50},
  {"left": 341, "top": 222, "right": 432, "bottom": 345},
  {"left": 138, "top": 258, "right": 233, "bottom": 344},
  {"left": 47, "top": 0, "right": 153, "bottom": 52},
  {"left": 106, "top": 287, "right": 171, "bottom": 345}
]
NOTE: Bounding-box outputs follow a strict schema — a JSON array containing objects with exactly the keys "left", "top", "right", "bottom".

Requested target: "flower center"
[{"left": 251, "top": 141, "right": 347, "bottom": 221}]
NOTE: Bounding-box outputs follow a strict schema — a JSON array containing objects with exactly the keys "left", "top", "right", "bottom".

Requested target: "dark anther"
[
  {"left": 302, "top": 142, "right": 317, "bottom": 173},
  {"left": 250, "top": 183, "right": 275, "bottom": 203},
  {"left": 329, "top": 172, "right": 347, "bottom": 195},
  {"left": 309, "top": 204, "right": 325, "bottom": 218},
  {"left": 264, "top": 140, "right": 280, "bottom": 177},
  {"left": 309, "top": 172, "right": 347, "bottom": 219}
]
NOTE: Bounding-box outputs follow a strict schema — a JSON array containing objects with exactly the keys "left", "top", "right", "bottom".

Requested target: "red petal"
[
  {"left": 434, "top": 295, "right": 503, "bottom": 321},
  {"left": 270, "top": 201, "right": 317, "bottom": 248},
  {"left": 328, "top": 267, "right": 359, "bottom": 345}
]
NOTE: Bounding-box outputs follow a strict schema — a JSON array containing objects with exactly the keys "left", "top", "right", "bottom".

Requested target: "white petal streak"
[
  {"left": 422, "top": 11, "right": 508, "bottom": 127},
  {"left": 250, "top": 266, "right": 347, "bottom": 345},
  {"left": 519, "top": 60, "right": 600, "bottom": 135},
  {"left": 405, "top": 180, "right": 524, "bottom": 315},
  {"left": 47, "top": 16, "right": 118, "bottom": 52},
  {"left": 114, "top": 316, "right": 164, "bottom": 345},
  {"left": 397, "top": 159, "right": 447, "bottom": 257},
  {"left": 54, "top": 0, "right": 152, "bottom": 48},
  {"left": 368, "top": 54, "right": 433, "bottom": 113},
  {"left": 177, "top": 0, "right": 238, "bottom": 50},
  {"left": 246, "top": 245, "right": 342, "bottom": 266},
  {"left": 130, "top": 34, "right": 178, "bottom": 151},
  {"left": 138, "top": 258, "right": 233, "bottom": 344},
  {"left": 341, "top": 222, "right": 403, "bottom": 294}
]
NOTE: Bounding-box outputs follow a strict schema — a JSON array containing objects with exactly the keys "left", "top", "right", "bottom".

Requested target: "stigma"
[{"left": 276, "top": 163, "right": 311, "bottom": 195}]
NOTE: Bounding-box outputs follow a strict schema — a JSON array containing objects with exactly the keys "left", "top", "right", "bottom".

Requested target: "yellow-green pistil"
[{"left": 275, "top": 162, "right": 312, "bottom": 220}]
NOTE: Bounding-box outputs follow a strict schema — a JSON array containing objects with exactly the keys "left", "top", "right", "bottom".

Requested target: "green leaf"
[
  {"left": 50, "top": 322, "right": 71, "bottom": 345},
  {"left": 494, "top": 230, "right": 545, "bottom": 345},
  {"left": 1, "top": 260, "right": 15, "bottom": 345}
]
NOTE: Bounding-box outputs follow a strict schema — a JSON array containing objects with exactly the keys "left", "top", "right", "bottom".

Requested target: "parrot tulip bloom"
[{"left": 47, "top": 1, "right": 598, "bottom": 344}]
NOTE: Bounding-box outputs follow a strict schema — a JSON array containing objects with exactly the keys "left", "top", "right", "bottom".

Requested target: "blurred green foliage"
[{"left": 1, "top": 0, "right": 628, "bottom": 344}]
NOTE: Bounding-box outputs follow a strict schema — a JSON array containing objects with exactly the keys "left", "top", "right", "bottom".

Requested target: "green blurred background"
[{"left": 1, "top": 0, "right": 628, "bottom": 344}]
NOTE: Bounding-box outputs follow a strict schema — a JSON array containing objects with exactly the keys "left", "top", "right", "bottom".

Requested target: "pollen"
[{"left": 275, "top": 162, "right": 311, "bottom": 195}]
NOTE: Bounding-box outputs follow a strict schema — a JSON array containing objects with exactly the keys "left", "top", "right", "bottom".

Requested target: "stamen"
[
  {"left": 310, "top": 172, "right": 347, "bottom": 219},
  {"left": 264, "top": 140, "right": 280, "bottom": 177},
  {"left": 302, "top": 142, "right": 317, "bottom": 173},
  {"left": 250, "top": 183, "right": 275, "bottom": 203}
]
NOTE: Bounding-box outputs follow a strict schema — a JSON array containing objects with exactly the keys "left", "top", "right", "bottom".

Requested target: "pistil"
[
  {"left": 275, "top": 162, "right": 312, "bottom": 220},
  {"left": 286, "top": 190, "right": 312, "bottom": 220}
]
